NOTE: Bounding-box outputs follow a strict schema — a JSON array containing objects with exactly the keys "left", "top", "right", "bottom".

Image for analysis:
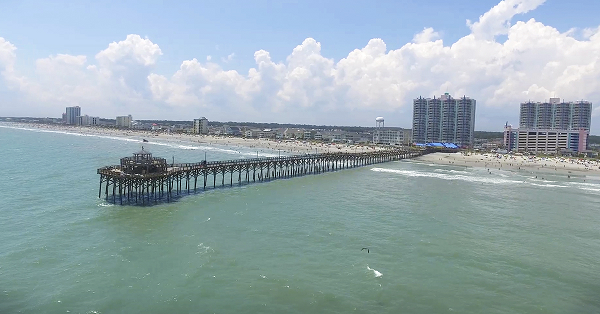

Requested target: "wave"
[
  {"left": 566, "top": 181, "right": 600, "bottom": 188},
  {"left": 371, "top": 167, "right": 522, "bottom": 185},
  {"left": 0, "top": 124, "right": 145, "bottom": 142},
  {"left": 528, "top": 178, "right": 558, "bottom": 184},
  {"left": 578, "top": 187, "right": 600, "bottom": 192},
  {"left": 372, "top": 166, "right": 600, "bottom": 195},
  {"left": 530, "top": 183, "right": 568, "bottom": 188},
  {"left": 0, "top": 124, "right": 280, "bottom": 157},
  {"left": 433, "top": 169, "right": 471, "bottom": 175},
  {"left": 566, "top": 180, "right": 600, "bottom": 192},
  {"left": 367, "top": 265, "right": 383, "bottom": 278},
  {"left": 143, "top": 140, "right": 281, "bottom": 157}
]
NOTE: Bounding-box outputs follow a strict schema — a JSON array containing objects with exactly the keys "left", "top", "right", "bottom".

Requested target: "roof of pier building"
[{"left": 120, "top": 148, "right": 168, "bottom": 174}]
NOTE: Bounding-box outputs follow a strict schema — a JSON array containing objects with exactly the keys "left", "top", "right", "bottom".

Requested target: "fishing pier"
[{"left": 98, "top": 148, "right": 427, "bottom": 205}]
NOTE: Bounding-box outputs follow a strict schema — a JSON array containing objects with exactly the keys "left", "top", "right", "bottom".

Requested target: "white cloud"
[
  {"left": 0, "top": 37, "right": 19, "bottom": 87},
  {"left": 95, "top": 34, "right": 162, "bottom": 67},
  {"left": 222, "top": 53, "right": 235, "bottom": 63},
  {"left": 1, "top": 35, "right": 162, "bottom": 115},
  {"left": 467, "top": 0, "right": 546, "bottom": 39},
  {"left": 413, "top": 28, "right": 440, "bottom": 43},
  {"left": 0, "top": 37, "right": 16, "bottom": 69},
  {"left": 2, "top": 0, "right": 600, "bottom": 131}
]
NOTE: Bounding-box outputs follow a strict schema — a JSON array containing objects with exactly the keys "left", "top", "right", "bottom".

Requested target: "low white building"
[
  {"left": 193, "top": 117, "right": 209, "bottom": 134},
  {"left": 373, "top": 128, "right": 411, "bottom": 145},
  {"left": 304, "top": 130, "right": 317, "bottom": 140},
  {"left": 258, "top": 129, "right": 276, "bottom": 139},
  {"left": 284, "top": 128, "right": 305, "bottom": 139},
  {"left": 244, "top": 128, "right": 261, "bottom": 138},
  {"left": 76, "top": 115, "right": 89, "bottom": 126},
  {"left": 504, "top": 125, "right": 589, "bottom": 153},
  {"left": 76, "top": 115, "right": 99, "bottom": 126}
]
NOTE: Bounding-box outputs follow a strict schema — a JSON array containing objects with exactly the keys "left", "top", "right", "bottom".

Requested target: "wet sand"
[
  {"left": 416, "top": 152, "right": 600, "bottom": 177},
  {"left": 2, "top": 122, "right": 385, "bottom": 155}
]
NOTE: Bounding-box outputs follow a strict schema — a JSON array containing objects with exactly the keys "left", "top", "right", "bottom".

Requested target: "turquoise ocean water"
[{"left": 0, "top": 124, "right": 599, "bottom": 313}]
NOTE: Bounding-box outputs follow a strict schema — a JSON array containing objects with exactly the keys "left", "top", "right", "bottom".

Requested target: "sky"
[{"left": 1, "top": 0, "right": 600, "bottom": 133}]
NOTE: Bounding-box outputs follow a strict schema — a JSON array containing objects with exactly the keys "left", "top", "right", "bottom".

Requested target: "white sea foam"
[
  {"left": 196, "top": 243, "right": 213, "bottom": 254},
  {"left": 0, "top": 125, "right": 144, "bottom": 142},
  {"left": 0, "top": 124, "right": 280, "bottom": 157},
  {"left": 371, "top": 167, "right": 522, "bottom": 185},
  {"left": 530, "top": 183, "right": 568, "bottom": 188},
  {"left": 134, "top": 140, "right": 280, "bottom": 157},
  {"left": 529, "top": 178, "right": 558, "bottom": 183},
  {"left": 367, "top": 265, "right": 382, "bottom": 278},
  {"left": 579, "top": 187, "right": 600, "bottom": 192},
  {"left": 433, "top": 169, "right": 471, "bottom": 175},
  {"left": 373, "top": 166, "right": 600, "bottom": 194},
  {"left": 566, "top": 181, "right": 600, "bottom": 188}
]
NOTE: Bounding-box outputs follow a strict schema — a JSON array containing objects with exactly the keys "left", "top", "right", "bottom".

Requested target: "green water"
[{"left": 1, "top": 125, "right": 599, "bottom": 313}]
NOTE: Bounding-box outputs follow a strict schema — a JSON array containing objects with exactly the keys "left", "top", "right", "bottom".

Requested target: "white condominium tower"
[
  {"left": 116, "top": 115, "right": 133, "bottom": 128},
  {"left": 65, "top": 106, "right": 81, "bottom": 125},
  {"left": 193, "top": 117, "right": 209, "bottom": 135},
  {"left": 519, "top": 97, "right": 592, "bottom": 131},
  {"left": 412, "top": 93, "right": 476, "bottom": 147}
]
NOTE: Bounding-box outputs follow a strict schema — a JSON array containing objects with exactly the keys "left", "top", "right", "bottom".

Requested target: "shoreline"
[
  {"left": 5, "top": 122, "right": 598, "bottom": 178},
  {"left": 0, "top": 122, "right": 387, "bottom": 155},
  {"left": 415, "top": 152, "right": 600, "bottom": 177}
]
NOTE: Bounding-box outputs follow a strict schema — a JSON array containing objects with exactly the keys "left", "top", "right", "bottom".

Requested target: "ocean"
[{"left": 1, "top": 125, "right": 599, "bottom": 313}]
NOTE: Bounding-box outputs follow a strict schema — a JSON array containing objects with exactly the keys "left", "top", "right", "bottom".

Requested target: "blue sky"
[
  {"left": 1, "top": 0, "right": 600, "bottom": 132},
  {"left": 4, "top": 0, "right": 599, "bottom": 73}
]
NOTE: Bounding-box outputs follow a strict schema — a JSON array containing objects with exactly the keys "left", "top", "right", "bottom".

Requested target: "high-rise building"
[
  {"left": 65, "top": 106, "right": 81, "bottom": 125},
  {"left": 116, "top": 115, "right": 133, "bottom": 128},
  {"left": 193, "top": 117, "right": 209, "bottom": 135},
  {"left": 412, "top": 93, "right": 476, "bottom": 147},
  {"left": 506, "top": 97, "right": 592, "bottom": 154},
  {"left": 519, "top": 99, "right": 592, "bottom": 131}
]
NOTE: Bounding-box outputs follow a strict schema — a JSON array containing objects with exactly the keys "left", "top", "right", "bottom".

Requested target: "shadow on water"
[
  {"left": 0, "top": 289, "right": 30, "bottom": 314},
  {"left": 100, "top": 170, "right": 347, "bottom": 207},
  {"left": 577, "top": 281, "right": 600, "bottom": 313}
]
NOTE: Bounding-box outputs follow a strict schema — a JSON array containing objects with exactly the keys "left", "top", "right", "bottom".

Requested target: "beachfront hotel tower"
[
  {"left": 116, "top": 115, "right": 133, "bottom": 128},
  {"left": 519, "top": 98, "right": 592, "bottom": 131},
  {"left": 504, "top": 97, "right": 592, "bottom": 154},
  {"left": 65, "top": 106, "right": 81, "bottom": 125},
  {"left": 193, "top": 117, "right": 209, "bottom": 135},
  {"left": 412, "top": 93, "right": 476, "bottom": 147}
]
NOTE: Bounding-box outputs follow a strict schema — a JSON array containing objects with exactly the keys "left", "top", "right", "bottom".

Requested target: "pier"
[{"left": 97, "top": 147, "right": 428, "bottom": 205}]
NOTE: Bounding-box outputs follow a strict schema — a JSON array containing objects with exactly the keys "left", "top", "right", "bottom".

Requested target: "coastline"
[
  {"left": 5, "top": 122, "right": 598, "bottom": 178},
  {"left": 0, "top": 122, "right": 386, "bottom": 155},
  {"left": 415, "top": 152, "right": 600, "bottom": 177}
]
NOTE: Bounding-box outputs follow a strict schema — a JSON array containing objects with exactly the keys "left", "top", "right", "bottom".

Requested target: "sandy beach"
[
  {"left": 417, "top": 152, "right": 600, "bottom": 177},
  {"left": 1, "top": 122, "right": 386, "bottom": 155}
]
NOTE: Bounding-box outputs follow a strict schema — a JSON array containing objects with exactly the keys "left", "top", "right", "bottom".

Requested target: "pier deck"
[{"left": 98, "top": 148, "right": 427, "bottom": 205}]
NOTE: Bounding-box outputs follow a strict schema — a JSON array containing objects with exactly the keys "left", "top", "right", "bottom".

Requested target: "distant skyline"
[{"left": 1, "top": 0, "right": 600, "bottom": 133}]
